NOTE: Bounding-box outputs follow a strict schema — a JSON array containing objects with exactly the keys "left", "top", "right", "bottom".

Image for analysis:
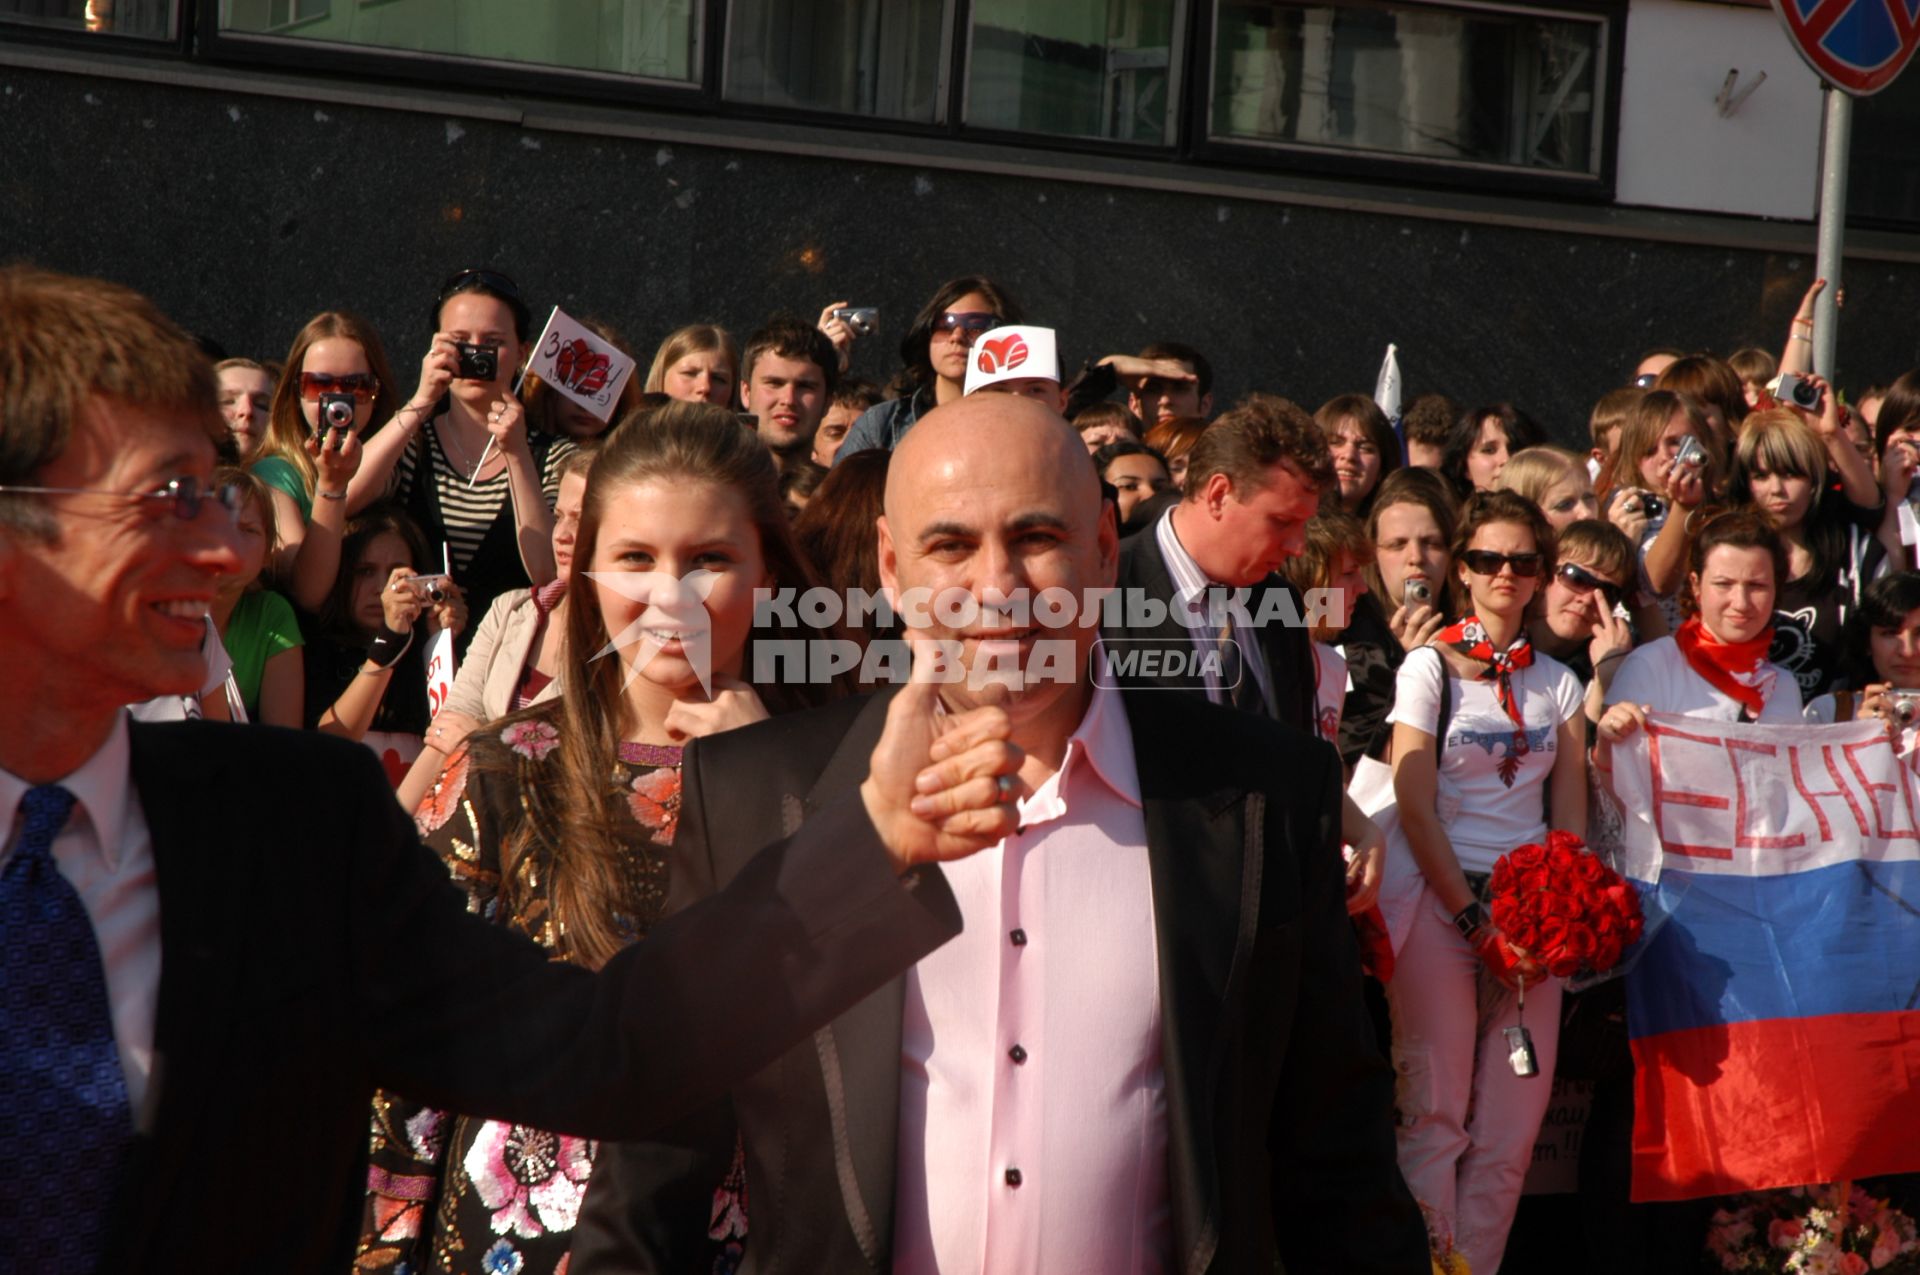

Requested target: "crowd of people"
[{"left": 7, "top": 260, "right": 1920, "bottom": 1275}]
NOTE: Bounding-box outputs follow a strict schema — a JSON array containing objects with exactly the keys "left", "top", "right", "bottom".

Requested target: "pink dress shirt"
[
  {"left": 893, "top": 682, "right": 1170, "bottom": 1274},
  {"left": 0, "top": 713, "right": 161, "bottom": 1122}
]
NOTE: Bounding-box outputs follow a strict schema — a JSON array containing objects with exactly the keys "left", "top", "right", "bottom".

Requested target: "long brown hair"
[
  {"left": 496, "top": 400, "right": 843, "bottom": 968},
  {"left": 257, "top": 311, "right": 401, "bottom": 497}
]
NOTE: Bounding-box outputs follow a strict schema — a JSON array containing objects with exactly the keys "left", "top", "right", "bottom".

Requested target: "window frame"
[
  {"left": 0, "top": 0, "right": 188, "bottom": 52},
  {"left": 1187, "top": 0, "right": 1625, "bottom": 199},
  {"left": 195, "top": 0, "right": 716, "bottom": 106}
]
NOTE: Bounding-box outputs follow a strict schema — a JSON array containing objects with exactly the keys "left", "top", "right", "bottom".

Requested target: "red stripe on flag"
[{"left": 1630, "top": 1011, "right": 1920, "bottom": 1202}]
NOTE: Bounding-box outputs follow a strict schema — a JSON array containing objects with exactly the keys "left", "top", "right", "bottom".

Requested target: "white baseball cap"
[{"left": 963, "top": 325, "right": 1060, "bottom": 396}]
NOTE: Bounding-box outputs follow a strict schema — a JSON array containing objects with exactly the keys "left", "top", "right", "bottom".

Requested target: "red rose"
[
  {"left": 1566, "top": 925, "right": 1598, "bottom": 964},
  {"left": 1507, "top": 918, "right": 1542, "bottom": 951},
  {"left": 1594, "top": 937, "right": 1623, "bottom": 970},
  {"left": 1547, "top": 829, "right": 1585, "bottom": 856},
  {"left": 1491, "top": 859, "right": 1515, "bottom": 892},
  {"left": 1536, "top": 915, "right": 1571, "bottom": 957},
  {"left": 1521, "top": 868, "right": 1552, "bottom": 897},
  {"left": 1574, "top": 853, "right": 1609, "bottom": 884},
  {"left": 1509, "top": 844, "right": 1547, "bottom": 873}
]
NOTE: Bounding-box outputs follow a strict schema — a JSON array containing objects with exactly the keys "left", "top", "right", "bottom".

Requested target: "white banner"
[
  {"left": 526, "top": 307, "right": 636, "bottom": 424},
  {"left": 1607, "top": 712, "right": 1920, "bottom": 885}
]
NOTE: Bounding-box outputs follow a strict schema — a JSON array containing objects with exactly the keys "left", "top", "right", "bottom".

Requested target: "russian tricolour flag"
[{"left": 1610, "top": 713, "right": 1920, "bottom": 1201}]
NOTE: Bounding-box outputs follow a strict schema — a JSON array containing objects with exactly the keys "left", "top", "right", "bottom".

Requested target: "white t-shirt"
[
  {"left": 1604, "top": 635, "right": 1803, "bottom": 724},
  {"left": 1311, "top": 642, "right": 1346, "bottom": 746},
  {"left": 1387, "top": 645, "right": 1585, "bottom": 870}
]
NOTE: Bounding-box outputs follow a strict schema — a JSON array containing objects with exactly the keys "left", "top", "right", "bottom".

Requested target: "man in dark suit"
[
  {"left": 574, "top": 395, "right": 1427, "bottom": 1272},
  {"left": 0, "top": 267, "right": 1021, "bottom": 1274}
]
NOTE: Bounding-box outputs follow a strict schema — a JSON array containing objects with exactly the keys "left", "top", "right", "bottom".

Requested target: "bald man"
[{"left": 574, "top": 397, "right": 1427, "bottom": 1275}]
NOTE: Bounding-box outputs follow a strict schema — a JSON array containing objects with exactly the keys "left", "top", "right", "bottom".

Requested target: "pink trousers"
[{"left": 1386, "top": 890, "right": 1562, "bottom": 1274}]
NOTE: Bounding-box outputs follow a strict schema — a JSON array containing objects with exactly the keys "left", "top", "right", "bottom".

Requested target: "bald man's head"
[{"left": 876, "top": 392, "right": 1117, "bottom": 736}]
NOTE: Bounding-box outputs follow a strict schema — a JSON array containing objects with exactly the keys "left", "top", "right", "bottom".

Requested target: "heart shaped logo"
[
  {"left": 976, "top": 333, "right": 1030, "bottom": 376},
  {"left": 555, "top": 338, "right": 612, "bottom": 395},
  {"left": 1772, "top": 0, "right": 1920, "bottom": 95}
]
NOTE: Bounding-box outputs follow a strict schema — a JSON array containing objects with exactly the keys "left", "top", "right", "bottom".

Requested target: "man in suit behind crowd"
[
  {"left": 574, "top": 394, "right": 1427, "bottom": 1272},
  {"left": 0, "top": 266, "right": 1022, "bottom": 1274}
]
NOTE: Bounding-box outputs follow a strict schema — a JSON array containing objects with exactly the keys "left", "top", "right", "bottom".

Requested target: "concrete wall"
[{"left": 7, "top": 60, "right": 1920, "bottom": 444}]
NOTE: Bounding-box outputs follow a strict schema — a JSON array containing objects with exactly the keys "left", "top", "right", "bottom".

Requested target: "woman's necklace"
[{"left": 435, "top": 415, "right": 494, "bottom": 478}]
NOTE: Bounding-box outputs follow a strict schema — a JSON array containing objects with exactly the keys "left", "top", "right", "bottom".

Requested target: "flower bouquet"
[
  {"left": 1705, "top": 1182, "right": 1920, "bottom": 1272},
  {"left": 1488, "top": 830, "right": 1643, "bottom": 979}
]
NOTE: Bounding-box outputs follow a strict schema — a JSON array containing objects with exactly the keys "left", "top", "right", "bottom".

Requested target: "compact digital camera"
[
  {"left": 455, "top": 342, "right": 499, "bottom": 381},
  {"left": 1775, "top": 373, "right": 1822, "bottom": 412},
  {"left": 833, "top": 307, "right": 879, "bottom": 337},
  {"left": 1403, "top": 578, "right": 1433, "bottom": 609},
  {"left": 317, "top": 392, "right": 355, "bottom": 434},
  {"left": 1673, "top": 434, "right": 1708, "bottom": 472}
]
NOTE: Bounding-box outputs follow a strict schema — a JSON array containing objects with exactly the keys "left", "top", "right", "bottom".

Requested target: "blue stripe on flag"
[{"left": 1627, "top": 859, "right": 1920, "bottom": 1040}]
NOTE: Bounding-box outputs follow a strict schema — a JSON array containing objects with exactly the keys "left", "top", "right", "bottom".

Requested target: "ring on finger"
[{"left": 995, "top": 773, "right": 1016, "bottom": 801}]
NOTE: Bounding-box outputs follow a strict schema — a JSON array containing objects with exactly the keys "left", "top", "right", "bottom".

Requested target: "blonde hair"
[
  {"left": 643, "top": 324, "right": 738, "bottom": 399},
  {"left": 257, "top": 312, "right": 400, "bottom": 498},
  {"left": 1601, "top": 390, "right": 1717, "bottom": 495},
  {"left": 1494, "top": 446, "right": 1584, "bottom": 509}
]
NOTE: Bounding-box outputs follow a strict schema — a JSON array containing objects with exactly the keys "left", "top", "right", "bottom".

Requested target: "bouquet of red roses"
[{"left": 1488, "top": 830, "right": 1644, "bottom": 978}]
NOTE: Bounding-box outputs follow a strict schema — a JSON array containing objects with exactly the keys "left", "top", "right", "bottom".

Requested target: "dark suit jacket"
[
  {"left": 1105, "top": 522, "right": 1320, "bottom": 733},
  {"left": 573, "top": 689, "right": 1427, "bottom": 1274},
  {"left": 100, "top": 720, "right": 960, "bottom": 1275}
]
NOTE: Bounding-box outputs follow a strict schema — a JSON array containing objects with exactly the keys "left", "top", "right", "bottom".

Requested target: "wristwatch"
[{"left": 1453, "top": 900, "right": 1491, "bottom": 941}]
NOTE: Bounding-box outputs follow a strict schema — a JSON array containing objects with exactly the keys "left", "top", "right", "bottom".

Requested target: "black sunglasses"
[
  {"left": 437, "top": 268, "right": 524, "bottom": 305},
  {"left": 1461, "top": 549, "right": 1544, "bottom": 578},
  {"left": 930, "top": 311, "right": 998, "bottom": 347},
  {"left": 1557, "top": 561, "right": 1624, "bottom": 607}
]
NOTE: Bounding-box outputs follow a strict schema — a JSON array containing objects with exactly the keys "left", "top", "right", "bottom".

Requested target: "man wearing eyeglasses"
[{"left": 0, "top": 267, "right": 1026, "bottom": 1274}]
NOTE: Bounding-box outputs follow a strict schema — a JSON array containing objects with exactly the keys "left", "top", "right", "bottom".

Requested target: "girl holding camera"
[
  {"left": 251, "top": 311, "right": 403, "bottom": 613},
  {"left": 301, "top": 502, "right": 466, "bottom": 768},
  {"left": 350, "top": 269, "right": 573, "bottom": 655},
  {"left": 1803, "top": 571, "right": 1920, "bottom": 725},
  {"left": 1598, "top": 390, "right": 1723, "bottom": 638}
]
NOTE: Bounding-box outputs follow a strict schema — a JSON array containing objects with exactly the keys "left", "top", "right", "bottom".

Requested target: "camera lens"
[{"left": 323, "top": 398, "right": 353, "bottom": 428}]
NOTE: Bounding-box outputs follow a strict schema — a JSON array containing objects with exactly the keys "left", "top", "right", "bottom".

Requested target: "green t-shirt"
[
  {"left": 251, "top": 455, "right": 310, "bottom": 520},
  {"left": 225, "top": 589, "right": 304, "bottom": 717}
]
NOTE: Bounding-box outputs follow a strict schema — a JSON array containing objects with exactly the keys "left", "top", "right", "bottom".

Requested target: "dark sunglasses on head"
[
  {"left": 298, "top": 372, "right": 380, "bottom": 402},
  {"left": 1461, "top": 549, "right": 1544, "bottom": 578},
  {"left": 438, "top": 267, "right": 524, "bottom": 304},
  {"left": 1557, "top": 560, "right": 1624, "bottom": 607},
  {"left": 930, "top": 311, "right": 998, "bottom": 346}
]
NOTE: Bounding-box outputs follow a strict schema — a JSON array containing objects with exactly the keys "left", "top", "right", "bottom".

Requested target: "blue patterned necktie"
[{"left": 0, "top": 784, "right": 133, "bottom": 1271}]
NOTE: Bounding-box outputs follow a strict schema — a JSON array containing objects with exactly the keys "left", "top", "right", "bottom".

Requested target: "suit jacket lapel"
[
  {"left": 112, "top": 725, "right": 247, "bottom": 1259},
  {"left": 801, "top": 690, "right": 907, "bottom": 1267},
  {"left": 1126, "top": 533, "right": 1205, "bottom": 688},
  {"left": 1126, "top": 691, "right": 1258, "bottom": 1274}
]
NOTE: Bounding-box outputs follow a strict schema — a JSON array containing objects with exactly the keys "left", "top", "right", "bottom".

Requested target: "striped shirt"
[{"left": 389, "top": 422, "right": 573, "bottom": 578}]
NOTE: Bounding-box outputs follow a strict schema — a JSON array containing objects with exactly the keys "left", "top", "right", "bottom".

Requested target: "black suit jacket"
[
  {"left": 1105, "top": 521, "right": 1320, "bottom": 733},
  {"left": 573, "top": 689, "right": 1427, "bottom": 1274},
  {"left": 99, "top": 720, "right": 960, "bottom": 1275}
]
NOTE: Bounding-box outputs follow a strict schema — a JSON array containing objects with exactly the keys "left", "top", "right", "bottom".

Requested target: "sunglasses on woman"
[
  {"left": 1556, "top": 560, "right": 1624, "bottom": 607},
  {"left": 1461, "top": 549, "right": 1544, "bottom": 578},
  {"left": 299, "top": 372, "right": 380, "bottom": 402},
  {"left": 930, "top": 311, "right": 998, "bottom": 346}
]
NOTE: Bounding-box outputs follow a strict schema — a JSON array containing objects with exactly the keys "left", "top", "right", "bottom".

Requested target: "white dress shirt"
[
  {"left": 893, "top": 682, "right": 1170, "bottom": 1275},
  {"left": 0, "top": 713, "right": 162, "bottom": 1120},
  {"left": 1154, "top": 508, "right": 1276, "bottom": 714}
]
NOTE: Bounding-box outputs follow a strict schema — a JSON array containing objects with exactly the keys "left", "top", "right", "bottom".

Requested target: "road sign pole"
[{"left": 1812, "top": 83, "right": 1851, "bottom": 379}]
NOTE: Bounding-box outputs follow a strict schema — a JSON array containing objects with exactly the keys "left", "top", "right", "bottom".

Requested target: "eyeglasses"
[
  {"left": 1557, "top": 560, "right": 1624, "bottom": 607},
  {"left": 298, "top": 372, "right": 380, "bottom": 402},
  {"left": 438, "top": 268, "right": 524, "bottom": 304},
  {"left": 930, "top": 311, "right": 998, "bottom": 347},
  {"left": 0, "top": 475, "right": 244, "bottom": 521},
  {"left": 1461, "top": 549, "right": 1544, "bottom": 578}
]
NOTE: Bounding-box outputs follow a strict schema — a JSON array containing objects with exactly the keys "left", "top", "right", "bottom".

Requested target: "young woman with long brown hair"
[{"left": 356, "top": 401, "right": 844, "bottom": 1275}]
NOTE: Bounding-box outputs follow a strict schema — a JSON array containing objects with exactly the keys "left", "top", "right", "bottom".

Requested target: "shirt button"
[
  {"left": 1005, "top": 1168, "right": 1023, "bottom": 1187},
  {"left": 1010, "top": 928, "right": 1028, "bottom": 947},
  {"left": 1009, "top": 1044, "right": 1028, "bottom": 1064}
]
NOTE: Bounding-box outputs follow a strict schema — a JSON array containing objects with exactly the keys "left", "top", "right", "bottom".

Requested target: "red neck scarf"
[
  {"left": 1674, "top": 617, "right": 1776, "bottom": 718},
  {"left": 1438, "top": 615, "right": 1534, "bottom": 744}
]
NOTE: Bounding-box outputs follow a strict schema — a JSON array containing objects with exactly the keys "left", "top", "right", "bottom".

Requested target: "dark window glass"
[
  {"left": 965, "top": 0, "right": 1182, "bottom": 144},
  {"left": 1852, "top": 72, "right": 1920, "bottom": 227},
  {"left": 726, "top": 0, "right": 951, "bottom": 123},
  {"left": 0, "top": 0, "right": 173, "bottom": 38},
  {"left": 219, "top": 0, "right": 700, "bottom": 84},
  {"left": 1210, "top": 0, "right": 1603, "bottom": 175}
]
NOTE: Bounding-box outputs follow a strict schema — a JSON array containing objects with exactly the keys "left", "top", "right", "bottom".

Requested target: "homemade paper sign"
[
  {"left": 527, "top": 308, "right": 636, "bottom": 423},
  {"left": 1608, "top": 713, "right": 1920, "bottom": 1202},
  {"left": 424, "top": 628, "right": 455, "bottom": 721}
]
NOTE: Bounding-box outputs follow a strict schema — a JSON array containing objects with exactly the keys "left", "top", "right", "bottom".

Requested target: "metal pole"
[{"left": 1812, "top": 84, "right": 1852, "bottom": 379}]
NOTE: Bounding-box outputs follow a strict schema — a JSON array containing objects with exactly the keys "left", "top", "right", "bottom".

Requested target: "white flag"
[
  {"left": 1373, "top": 342, "right": 1402, "bottom": 427},
  {"left": 526, "top": 307, "right": 637, "bottom": 424},
  {"left": 424, "top": 628, "right": 456, "bottom": 720}
]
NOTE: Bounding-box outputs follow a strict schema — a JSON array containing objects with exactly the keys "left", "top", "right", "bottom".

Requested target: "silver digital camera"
[{"left": 832, "top": 307, "right": 879, "bottom": 337}]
